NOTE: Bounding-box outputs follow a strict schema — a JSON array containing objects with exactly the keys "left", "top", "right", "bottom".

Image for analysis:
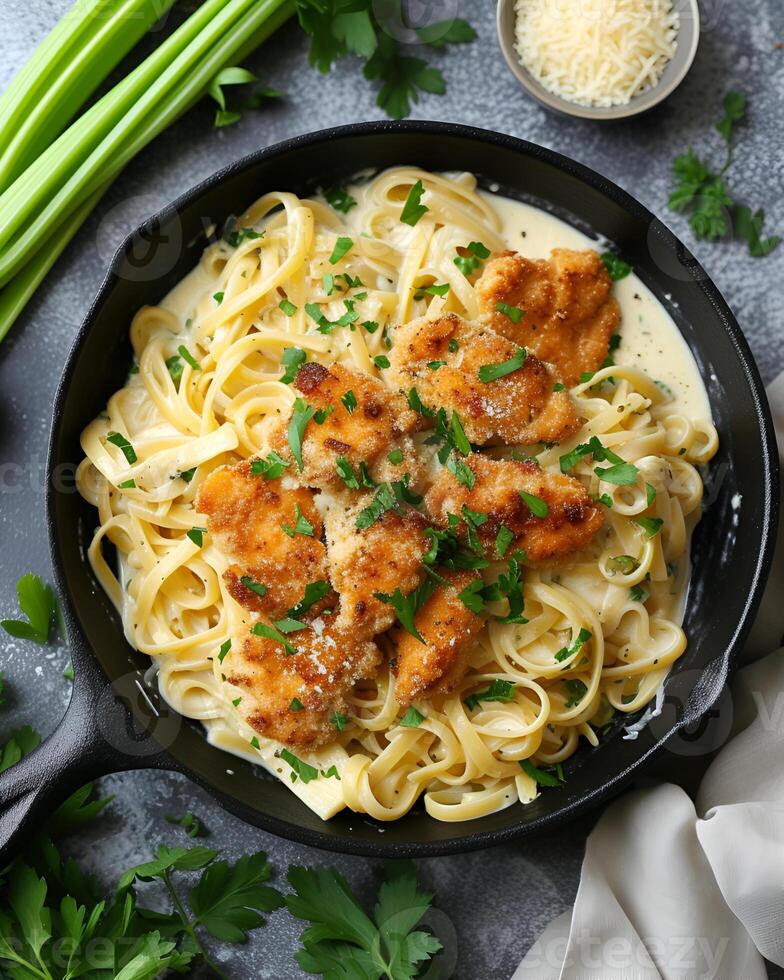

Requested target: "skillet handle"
[{"left": 0, "top": 661, "right": 170, "bottom": 865}]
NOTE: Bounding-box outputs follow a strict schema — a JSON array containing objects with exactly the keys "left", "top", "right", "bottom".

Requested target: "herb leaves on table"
[{"left": 669, "top": 90, "right": 780, "bottom": 257}]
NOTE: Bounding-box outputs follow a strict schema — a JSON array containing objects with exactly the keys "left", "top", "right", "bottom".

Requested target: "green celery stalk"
[
  {"left": 0, "top": 0, "right": 179, "bottom": 190},
  {"left": 0, "top": 0, "right": 236, "bottom": 253},
  {"left": 0, "top": 187, "right": 107, "bottom": 343},
  {"left": 0, "top": 0, "right": 294, "bottom": 286},
  {"left": 0, "top": 0, "right": 294, "bottom": 337}
]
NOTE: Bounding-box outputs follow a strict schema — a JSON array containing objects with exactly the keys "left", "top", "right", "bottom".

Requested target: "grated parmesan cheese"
[{"left": 514, "top": 0, "right": 679, "bottom": 108}]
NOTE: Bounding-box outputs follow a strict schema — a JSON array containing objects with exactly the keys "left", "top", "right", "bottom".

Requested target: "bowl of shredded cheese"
[{"left": 497, "top": 0, "right": 699, "bottom": 119}]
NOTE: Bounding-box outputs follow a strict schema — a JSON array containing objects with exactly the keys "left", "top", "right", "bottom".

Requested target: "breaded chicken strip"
[
  {"left": 388, "top": 313, "right": 580, "bottom": 446},
  {"left": 321, "top": 492, "right": 430, "bottom": 637},
  {"left": 476, "top": 249, "right": 620, "bottom": 386},
  {"left": 391, "top": 569, "right": 484, "bottom": 705},
  {"left": 227, "top": 615, "right": 380, "bottom": 747},
  {"left": 424, "top": 454, "right": 604, "bottom": 563},
  {"left": 269, "top": 361, "right": 420, "bottom": 489},
  {"left": 196, "top": 460, "right": 332, "bottom": 620}
]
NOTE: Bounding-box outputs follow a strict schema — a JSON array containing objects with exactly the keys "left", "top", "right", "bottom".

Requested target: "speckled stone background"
[{"left": 0, "top": 1, "right": 782, "bottom": 977}]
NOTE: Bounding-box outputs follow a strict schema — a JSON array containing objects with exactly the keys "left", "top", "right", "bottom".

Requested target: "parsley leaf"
[
  {"left": 289, "top": 580, "right": 332, "bottom": 619},
  {"left": 239, "top": 577, "right": 267, "bottom": 597},
  {"left": 250, "top": 451, "right": 290, "bottom": 480},
  {"left": 600, "top": 251, "right": 631, "bottom": 281},
  {"left": 106, "top": 430, "right": 137, "bottom": 464},
  {"left": 374, "top": 578, "right": 436, "bottom": 643},
  {"left": 1, "top": 574, "right": 58, "bottom": 644},
  {"left": 633, "top": 516, "right": 664, "bottom": 537},
  {"left": 554, "top": 627, "right": 592, "bottom": 663},
  {"left": 399, "top": 178, "right": 429, "bottom": 225},
  {"left": 288, "top": 398, "right": 316, "bottom": 470},
  {"left": 329, "top": 236, "right": 353, "bottom": 265},
  {"left": 341, "top": 389, "right": 357, "bottom": 414},
  {"left": 519, "top": 489, "right": 548, "bottom": 518},
  {"left": 716, "top": 90, "right": 746, "bottom": 143},
  {"left": 280, "top": 346, "right": 306, "bottom": 384},
  {"left": 594, "top": 462, "right": 639, "bottom": 485},
  {"left": 464, "top": 679, "right": 516, "bottom": 711},
  {"left": 495, "top": 302, "right": 524, "bottom": 323},
  {"left": 250, "top": 621, "right": 295, "bottom": 654},
  {"left": 400, "top": 706, "right": 425, "bottom": 727},
  {"left": 520, "top": 759, "right": 564, "bottom": 787},
  {"left": 356, "top": 482, "right": 399, "bottom": 530},
  {"left": 278, "top": 748, "right": 319, "bottom": 784},
  {"left": 287, "top": 862, "right": 441, "bottom": 978},
  {"left": 478, "top": 347, "right": 527, "bottom": 382},
  {"left": 281, "top": 504, "right": 314, "bottom": 538},
  {"left": 323, "top": 187, "right": 357, "bottom": 213}
]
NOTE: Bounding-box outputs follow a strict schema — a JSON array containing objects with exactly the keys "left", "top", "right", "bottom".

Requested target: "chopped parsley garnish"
[
  {"left": 464, "top": 679, "right": 516, "bottom": 711},
  {"left": 559, "top": 435, "right": 624, "bottom": 473},
  {"left": 239, "top": 577, "right": 267, "bottom": 597},
  {"left": 321, "top": 765, "right": 340, "bottom": 780},
  {"left": 0, "top": 574, "right": 58, "bottom": 644},
  {"left": 645, "top": 482, "right": 657, "bottom": 506},
  {"left": 406, "top": 387, "right": 434, "bottom": 418},
  {"left": 478, "top": 347, "right": 527, "bottom": 383},
  {"left": 281, "top": 504, "right": 314, "bottom": 538},
  {"left": 594, "top": 493, "right": 613, "bottom": 508},
  {"left": 633, "top": 516, "right": 664, "bottom": 537},
  {"left": 373, "top": 354, "right": 390, "bottom": 369},
  {"left": 601, "top": 251, "right": 632, "bottom": 281},
  {"left": 313, "top": 406, "right": 334, "bottom": 424},
  {"left": 374, "top": 578, "right": 436, "bottom": 643},
  {"left": 554, "top": 627, "right": 592, "bottom": 663},
  {"left": 414, "top": 282, "right": 450, "bottom": 299},
  {"left": 323, "top": 273, "right": 336, "bottom": 296},
  {"left": 362, "top": 319, "right": 379, "bottom": 333},
  {"left": 250, "top": 736, "right": 260, "bottom": 750},
  {"left": 607, "top": 554, "right": 640, "bottom": 575},
  {"left": 519, "top": 489, "right": 548, "bottom": 519},
  {"left": 335, "top": 457, "right": 375, "bottom": 491},
  {"left": 341, "top": 390, "right": 357, "bottom": 414},
  {"left": 594, "top": 462, "right": 639, "bottom": 485},
  {"left": 278, "top": 748, "right": 319, "bottom": 783},
  {"left": 356, "top": 482, "right": 399, "bottom": 530},
  {"left": 280, "top": 346, "right": 306, "bottom": 384},
  {"left": 427, "top": 359, "right": 446, "bottom": 370},
  {"left": 250, "top": 451, "right": 290, "bottom": 480},
  {"left": 329, "top": 236, "right": 354, "bottom": 265},
  {"left": 290, "top": 698, "right": 304, "bottom": 712},
  {"left": 494, "top": 551, "right": 527, "bottom": 624},
  {"left": 564, "top": 679, "right": 588, "bottom": 708},
  {"left": 213, "top": 291, "right": 224, "bottom": 304},
  {"left": 250, "top": 621, "right": 295, "bottom": 654},
  {"left": 274, "top": 617, "right": 309, "bottom": 633},
  {"left": 494, "top": 302, "right": 524, "bottom": 323},
  {"left": 279, "top": 298, "right": 297, "bottom": 317},
  {"left": 288, "top": 398, "right": 316, "bottom": 470},
  {"left": 187, "top": 526, "right": 207, "bottom": 547},
  {"left": 232, "top": 696, "right": 242, "bottom": 706},
  {"left": 217, "top": 639, "right": 231, "bottom": 662},
  {"left": 323, "top": 187, "right": 357, "bottom": 213},
  {"left": 579, "top": 371, "right": 595, "bottom": 384},
  {"left": 400, "top": 179, "right": 428, "bottom": 226},
  {"left": 166, "top": 354, "right": 183, "bottom": 386},
  {"left": 448, "top": 411, "right": 471, "bottom": 456},
  {"left": 180, "top": 467, "right": 196, "bottom": 483},
  {"left": 453, "top": 241, "right": 490, "bottom": 277},
  {"left": 387, "top": 448, "right": 404, "bottom": 465},
  {"left": 553, "top": 382, "right": 566, "bottom": 392},
  {"left": 106, "top": 431, "right": 137, "bottom": 464},
  {"left": 224, "top": 226, "right": 263, "bottom": 247},
  {"left": 331, "top": 712, "right": 347, "bottom": 731},
  {"left": 177, "top": 344, "right": 201, "bottom": 371},
  {"left": 118, "top": 478, "right": 136, "bottom": 489},
  {"left": 391, "top": 474, "right": 422, "bottom": 506},
  {"left": 446, "top": 453, "right": 475, "bottom": 490},
  {"left": 399, "top": 706, "right": 425, "bottom": 727},
  {"left": 289, "top": 580, "right": 331, "bottom": 619},
  {"left": 495, "top": 525, "right": 514, "bottom": 558},
  {"left": 448, "top": 338, "right": 459, "bottom": 353},
  {"left": 519, "top": 759, "right": 564, "bottom": 787},
  {"left": 630, "top": 584, "right": 647, "bottom": 602}
]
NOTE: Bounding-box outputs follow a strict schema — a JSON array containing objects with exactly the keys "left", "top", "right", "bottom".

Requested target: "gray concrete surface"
[{"left": 0, "top": 1, "right": 782, "bottom": 977}]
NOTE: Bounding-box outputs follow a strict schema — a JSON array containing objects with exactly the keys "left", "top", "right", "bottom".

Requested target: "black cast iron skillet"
[{"left": 0, "top": 122, "right": 778, "bottom": 860}]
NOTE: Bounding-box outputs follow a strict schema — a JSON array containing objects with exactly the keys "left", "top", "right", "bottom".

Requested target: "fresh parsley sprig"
[{"left": 669, "top": 91, "right": 780, "bottom": 257}]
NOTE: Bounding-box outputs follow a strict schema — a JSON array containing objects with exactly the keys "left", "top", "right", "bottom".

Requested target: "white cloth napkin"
[{"left": 514, "top": 372, "right": 784, "bottom": 980}]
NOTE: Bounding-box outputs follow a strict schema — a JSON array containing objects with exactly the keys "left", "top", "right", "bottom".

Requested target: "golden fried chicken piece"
[
  {"left": 388, "top": 313, "right": 580, "bottom": 446},
  {"left": 268, "top": 361, "right": 420, "bottom": 489},
  {"left": 321, "top": 492, "right": 430, "bottom": 637},
  {"left": 226, "top": 615, "right": 380, "bottom": 747},
  {"left": 424, "top": 454, "right": 604, "bottom": 563},
  {"left": 476, "top": 249, "right": 620, "bottom": 386},
  {"left": 195, "top": 460, "right": 332, "bottom": 620},
  {"left": 391, "top": 569, "right": 484, "bottom": 705}
]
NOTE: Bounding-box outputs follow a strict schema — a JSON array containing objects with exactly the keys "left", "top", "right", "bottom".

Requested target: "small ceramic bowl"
[{"left": 496, "top": 0, "right": 700, "bottom": 120}]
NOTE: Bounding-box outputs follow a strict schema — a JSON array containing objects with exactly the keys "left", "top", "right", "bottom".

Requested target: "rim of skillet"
[{"left": 46, "top": 120, "right": 780, "bottom": 857}]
